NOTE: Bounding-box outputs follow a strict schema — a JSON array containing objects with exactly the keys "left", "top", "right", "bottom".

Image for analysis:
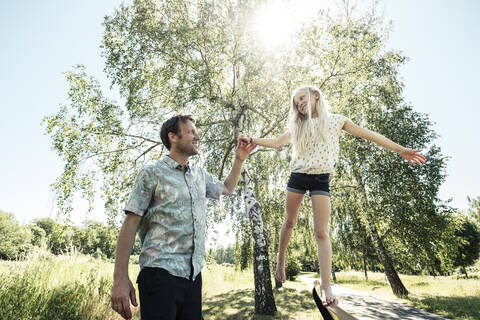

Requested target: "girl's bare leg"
[
  {"left": 275, "top": 191, "right": 304, "bottom": 283},
  {"left": 311, "top": 194, "right": 337, "bottom": 305}
]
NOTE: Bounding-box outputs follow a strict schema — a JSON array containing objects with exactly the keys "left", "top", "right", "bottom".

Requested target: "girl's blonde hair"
[{"left": 288, "top": 86, "right": 329, "bottom": 155}]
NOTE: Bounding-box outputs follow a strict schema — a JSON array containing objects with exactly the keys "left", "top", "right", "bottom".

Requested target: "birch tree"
[{"left": 44, "top": 0, "right": 452, "bottom": 302}]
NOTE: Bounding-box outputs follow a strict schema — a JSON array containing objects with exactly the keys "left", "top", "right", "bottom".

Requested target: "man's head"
[{"left": 160, "top": 114, "right": 199, "bottom": 156}]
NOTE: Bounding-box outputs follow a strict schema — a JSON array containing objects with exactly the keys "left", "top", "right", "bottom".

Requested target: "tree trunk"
[
  {"left": 353, "top": 171, "right": 408, "bottom": 297},
  {"left": 242, "top": 168, "right": 277, "bottom": 315},
  {"left": 363, "top": 256, "right": 368, "bottom": 280},
  {"left": 366, "top": 221, "right": 409, "bottom": 297},
  {"left": 331, "top": 267, "right": 337, "bottom": 282},
  {"left": 462, "top": 265, "right": 469, "bottom": 279}
]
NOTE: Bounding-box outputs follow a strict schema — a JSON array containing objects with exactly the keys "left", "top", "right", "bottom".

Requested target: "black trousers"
[{"left": 137, "top": 267, "right": 202, "bottom": 320}]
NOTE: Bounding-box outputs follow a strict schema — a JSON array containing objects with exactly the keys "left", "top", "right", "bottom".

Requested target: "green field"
[
  {"left": 1, "top": 251, "right": 478, "bottom": 319},
  {"left": 0, "top": 249, "right": 133, "bottom": 320}
]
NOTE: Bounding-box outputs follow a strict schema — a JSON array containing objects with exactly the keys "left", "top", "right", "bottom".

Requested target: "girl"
[{"left": 240, "top": 86, "right": 426, "bottom": 305}]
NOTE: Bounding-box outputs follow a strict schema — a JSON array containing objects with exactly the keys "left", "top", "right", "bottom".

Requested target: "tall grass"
[
  {"left": 0, "top": 248, "right": 140, "bottom": 320},
  {"left": 1, "top": 251, "right": 318, "bottom": 319},
  {"left": 202, "top": 263, "right": 253, "bottom": 297},
  {"left": 7, "top": 250, "right": 476, "bottom": 319}
]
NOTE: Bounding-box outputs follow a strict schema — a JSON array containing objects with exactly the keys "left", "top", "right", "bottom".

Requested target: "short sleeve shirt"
[
  {"left": 124, "top": 155, "right": 224, "bottom": 280},
  {"left": 290, "top": 113, "right": 348, "bottom": 174}
]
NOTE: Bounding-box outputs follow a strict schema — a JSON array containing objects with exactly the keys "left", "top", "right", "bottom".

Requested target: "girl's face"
[{"left": 293, "top": 90, "right": 317, "bottom": 115}]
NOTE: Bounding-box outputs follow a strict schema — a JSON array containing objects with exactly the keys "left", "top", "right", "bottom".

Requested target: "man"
[{"left": 111, "top": 114, "right": 255, "bottom": 320}]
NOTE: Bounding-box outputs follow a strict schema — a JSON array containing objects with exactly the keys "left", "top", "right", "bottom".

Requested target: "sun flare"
[
  {"left": 253, "top": 0, "right": 334, "bottom": 47},
  {"left": 254, "top": 3, "right": 296, "bottom": 47}
]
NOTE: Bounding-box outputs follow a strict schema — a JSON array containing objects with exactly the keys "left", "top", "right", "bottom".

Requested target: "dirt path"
[{"left": 297, "top": 273, "right": 449, "bottom": 319}]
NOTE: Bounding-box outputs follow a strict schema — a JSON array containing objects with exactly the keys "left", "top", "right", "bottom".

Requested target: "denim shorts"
[{"left": 286, "top": 172, "right": 330, "bottom": 196}]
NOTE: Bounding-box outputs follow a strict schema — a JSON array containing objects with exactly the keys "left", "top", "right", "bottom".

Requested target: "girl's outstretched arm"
[
  {"left": 342, "top": 119, "right": 427, "bottom": 165},
  {"left": 239, "top": 131, "right": 291, "bottom": 149}
]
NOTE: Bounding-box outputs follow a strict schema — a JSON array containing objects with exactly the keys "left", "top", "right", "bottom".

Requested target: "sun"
[
  {"left": 254, "top": 2, "right": 296, "bottom": 47},
  {"left": 252, "top": 0, "right": 334, "bottom": 48}
]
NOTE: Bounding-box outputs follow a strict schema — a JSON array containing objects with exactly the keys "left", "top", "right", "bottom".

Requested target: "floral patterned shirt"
[{"left": 124, "top": 155, "right": 224, "bottom": 280}]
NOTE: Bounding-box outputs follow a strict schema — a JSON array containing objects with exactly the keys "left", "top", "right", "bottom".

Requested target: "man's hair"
[{"left": 160, "top": 114, "right": 196, "bottom": 150}]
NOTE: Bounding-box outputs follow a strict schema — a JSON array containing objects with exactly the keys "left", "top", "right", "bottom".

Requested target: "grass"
[
  {"left": 332, "top": 271, "right": 480, "bottom": 320},
  {"left": 202, "top": 265, "right": 319, "bottom": 319},
  {"left": 0, "top": 248, "right": 140, "bottom": 320},
  {"left": 2, "top": 250, "right": 478, "bottom": 319},
  {"left": 1, "top": 250, "right": 320, "bottom": 319}
]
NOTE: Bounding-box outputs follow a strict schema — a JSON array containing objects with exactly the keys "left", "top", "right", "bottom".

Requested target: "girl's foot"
[
  {"left": 275, "top": 262, "right": 286, "bottom": 283},
  {"left": 320, "top": 284, "right": 338, "bottom": 306}
]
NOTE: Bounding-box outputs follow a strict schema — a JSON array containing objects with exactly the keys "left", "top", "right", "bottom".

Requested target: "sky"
[{"left": 0, "top": 0, "right": 478, "bottom": 231}]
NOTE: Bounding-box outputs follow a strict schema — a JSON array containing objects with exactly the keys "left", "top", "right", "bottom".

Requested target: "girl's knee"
[
  {"left": 284, "top": 219, "right": 297, "bottom": 230},
  {"left": 315, "top": 230, "right": 329, "bottom": 242}
]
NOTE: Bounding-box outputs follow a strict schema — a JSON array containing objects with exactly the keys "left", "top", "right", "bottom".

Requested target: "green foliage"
[
  {"left": 29, "top": 224, "right": 47, "bottom": 247},
  {"left": 209, "top": 245, "right": 235, "bottom": 265},
  {"left": 43, "top": 0, "right": 455, "bottom": 280},
  {"left": 0, "top": 211, "right": 124, "bottom": 261},
  {"left": 31, "top": 217, "right": 122, "bottom": 259},
  {"left": 0, "top": 210, "right": 32, "bottom": 260},
  {"left": 467, "top": 196, "right": 480, "bottom": 228},
  {"left": 285, "top": 258, "right": 301, "bottom": 281},
  {"left": 32, "top": 218, "right": 76, "bottom": 254},
  {"left": 452, "top": 217, "right": 480, "bottom": 275},
  {"left": 238, "top": 233, "right": 252, "bottom": 270},
  {"left": 284, "top": 234, "right": 306, "bottom": 280},
  {"left": 79, "top": 220, "right": 118, "bottom": 257}
]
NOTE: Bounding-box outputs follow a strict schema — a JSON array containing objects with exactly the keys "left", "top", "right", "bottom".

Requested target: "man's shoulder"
[
  {"left": 139, "top": 161, "right": 167, "bottom": 176},
  {"left": 189, "top": 162, "right": 209, "bottom": 175},
  {"left": 189, "top": 162, "right": 219, "bottom": 182}
]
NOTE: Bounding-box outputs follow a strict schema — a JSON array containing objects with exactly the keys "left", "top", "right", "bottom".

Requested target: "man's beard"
[{"left": 178, "top": 141, "right": 198, "bottom": 156}]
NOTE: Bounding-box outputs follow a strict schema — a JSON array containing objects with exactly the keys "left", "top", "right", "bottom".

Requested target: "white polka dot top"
[{"left": 290, "top": 113, "right": 348, "bottom": 174}]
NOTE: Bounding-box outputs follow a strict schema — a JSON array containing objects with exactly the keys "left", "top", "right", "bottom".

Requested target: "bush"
[
  {"left": 453, "top": 219, "right": 480, "bottom": 277},
  {"left": 285, "top": 258, "right": 301, "bottom": 280},
  {"left": 0, "top": 210, "right": 32, "bottom": 259}
]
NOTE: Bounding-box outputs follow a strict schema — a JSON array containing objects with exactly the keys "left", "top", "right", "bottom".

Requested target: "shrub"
[
  {"left": 0, "top": 210, "right": 32, "bottom": 259},
  {"left": 285, "top": 258, "right": 301, "bottom": 280}
]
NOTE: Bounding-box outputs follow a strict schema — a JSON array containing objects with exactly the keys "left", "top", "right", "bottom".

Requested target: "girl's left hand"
[
  {"left": 399, "top": 148, "right": 427, "bottom": 165},
  {"left": 238, "top": 134, "right": 251, "bottom": 145}
]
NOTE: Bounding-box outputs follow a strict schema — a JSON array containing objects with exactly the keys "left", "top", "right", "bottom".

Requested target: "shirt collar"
[{"left": 162, "top": 155, "right": 189, "bottom": 171}]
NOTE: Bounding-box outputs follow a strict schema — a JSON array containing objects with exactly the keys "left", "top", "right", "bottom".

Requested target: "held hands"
[
  {"left": 399, "top": 148, "right": 427, "bottom": 165},
  {"left": 236, "top": 134, "right": 256, "bottom": 161},
  {"left": 111, "top": 277, "right": 138, "bottom": 319},
  {"left": 239, "top": 134, "right": 251, "bottom": 145}
]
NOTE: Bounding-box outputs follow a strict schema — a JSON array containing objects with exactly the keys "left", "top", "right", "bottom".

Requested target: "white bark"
[{"left": 242, "top": 167, "right": 277, "bottom": 315}]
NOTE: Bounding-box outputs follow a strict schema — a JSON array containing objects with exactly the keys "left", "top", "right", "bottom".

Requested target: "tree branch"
[
  {"left": 87, "top": 128, "right": 161, "bottom": 144},
  {"left": 196, "top": 120, "right": 232, "bottom": 127},
  {"left": 218, "top": 140, "right": 235, "bottom": 179},
  {"left": 78, "top": 142, "right": 144, "bottom": 164},
  {"left": 135, "top": 142, "right": 161, "bottom": 165}
]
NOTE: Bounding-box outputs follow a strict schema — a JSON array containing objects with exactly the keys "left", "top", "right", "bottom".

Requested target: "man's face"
[{"left": 174, "top": 120, "right": 200, "bottom": 156}]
